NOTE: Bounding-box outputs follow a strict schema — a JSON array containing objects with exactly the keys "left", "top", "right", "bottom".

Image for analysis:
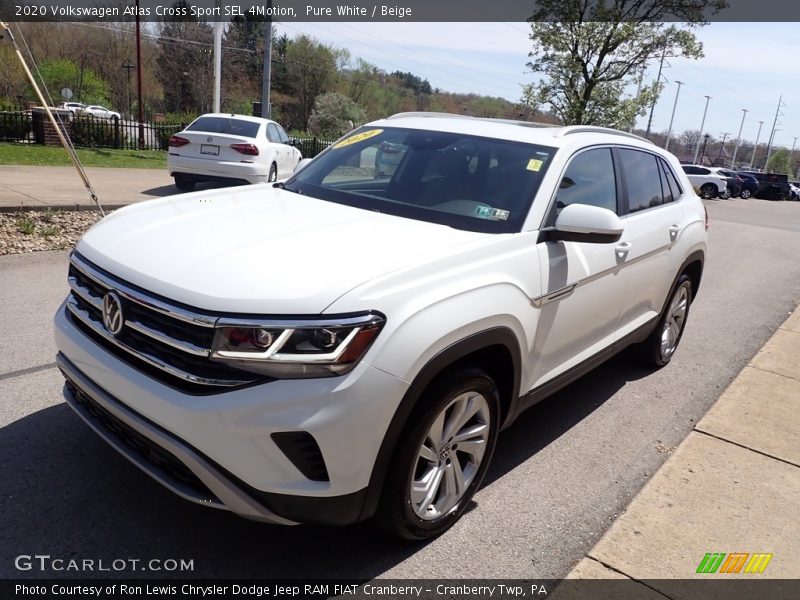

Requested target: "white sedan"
[
  {"left": 166, "top": 113, "right": 303, "bottom": 191},
  {"left": 84, "top": 105, "right": 121, "bottom": 120}
]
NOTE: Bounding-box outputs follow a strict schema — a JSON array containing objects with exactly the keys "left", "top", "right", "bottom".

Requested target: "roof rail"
[
  {"left": 476, "top": 117, "right": 560, "bottom": 129},
  {"left": 386, "top": 111, "right": 473, "bottom": 120},
  {"left": 555, "top": 125, "right": 652, "bottom": 144}
]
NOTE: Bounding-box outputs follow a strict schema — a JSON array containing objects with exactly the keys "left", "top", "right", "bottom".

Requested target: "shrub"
[{"left": 70, "top": 114, "right": 118, "bottom": 148}]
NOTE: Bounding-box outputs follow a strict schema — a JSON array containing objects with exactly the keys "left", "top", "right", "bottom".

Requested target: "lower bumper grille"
[{"left": 64, "top": 378, "right": 219, "bottom": 504}]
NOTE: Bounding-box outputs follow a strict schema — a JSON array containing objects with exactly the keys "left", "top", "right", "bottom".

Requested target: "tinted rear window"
[{"left": 186, "top": 117, "right": 260, "bottom": 138}]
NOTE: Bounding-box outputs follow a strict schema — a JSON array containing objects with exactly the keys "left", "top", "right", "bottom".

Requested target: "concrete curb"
[{"left": 565, "top": 303, "right": 800, "bottom": 584}]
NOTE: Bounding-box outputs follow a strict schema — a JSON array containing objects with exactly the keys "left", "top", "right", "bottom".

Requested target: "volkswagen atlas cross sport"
[{"left": 55, "top": 112, "right": 708, "bottom": 540}]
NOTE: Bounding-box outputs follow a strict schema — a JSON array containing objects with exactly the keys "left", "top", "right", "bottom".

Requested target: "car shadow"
[
  {"left": 0, "top": 351, "right": 651, "bottom": 580},
  {"left": 140, "top": 181, "right": 233, "bottom": 197}
]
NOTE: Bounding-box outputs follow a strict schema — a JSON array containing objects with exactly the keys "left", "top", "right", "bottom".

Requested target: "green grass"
[{"left": 0, "top": 143, "right": 166, "bottom": 169}]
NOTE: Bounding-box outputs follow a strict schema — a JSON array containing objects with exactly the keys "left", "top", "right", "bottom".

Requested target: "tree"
[
  {"left": 679, "top": 129, "right": 702, "bottom": 155},
  {"left": 283, "top": 35, "right": 337, "bottom": 130},
  {"left": 33, "top": 59, "right": 110, "bottom": 105},
  {"left": 523, "top": 0, "right": 726, "bottom": 127},
  {"left": 308, "top": 92, "right": 366, "bottom": 137},
  {"left": 766, "top": 148, "right": 793, "bottom": 176}
]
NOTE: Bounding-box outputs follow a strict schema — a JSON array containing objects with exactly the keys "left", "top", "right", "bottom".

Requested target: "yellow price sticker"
[
  {"left": 332, "top": 129, "right": 384, "bottom": 149},
  {"left": 526, "top": 158, "right": 543, "bottom": 172}
]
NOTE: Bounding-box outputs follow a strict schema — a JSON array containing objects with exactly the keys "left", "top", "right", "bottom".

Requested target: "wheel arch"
[{"left": 359, "top": 327, "right": 521, "bottom": 521}]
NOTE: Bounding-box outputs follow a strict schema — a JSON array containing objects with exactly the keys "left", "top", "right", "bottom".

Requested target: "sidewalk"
[
  {"left": 0, "top": 165, "right": 174, "bottom": 210},
  {"left": 565, "top": 305, "right": 800, "bottom": 588}
]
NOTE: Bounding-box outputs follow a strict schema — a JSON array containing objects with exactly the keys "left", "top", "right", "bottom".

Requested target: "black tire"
[
  {"left": 637, "top": 274, "right": 693, "bottom": 368},
  {"left": 720, "top": 188, "right": 731, "bottom": 199},
  {"left": 740, "top": 188, "right": 752, "bottom": 199},
  {"left": 700, "top": 184, "right": 717, "bottom": 199},
  {"left": 268, "top": 163, "right": 278, "bottom": 183},
  {"left": 376, "top": 368, "right": 500, "bottom": 541},
  {"left": 174, "top": 176, "right": 195, "bottom": 192}
]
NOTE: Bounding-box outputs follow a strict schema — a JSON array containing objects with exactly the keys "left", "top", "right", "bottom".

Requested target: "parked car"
[
  {"left": 735, "top": 172, "right": 759, "bottom": 199},
  {"left": 708, "top": 167, "right": 743, "bottom": 198},
  {"left": 789, "top": 181, "right": 800, "bottom": 200},
  {"left": 58, "top": 102, "right": 86, "bottom": 115},
  {"left": 167, "top": 113, "right": 302, "bottom": 191},
  {"left": 681, "top": 164, "right": 728, "bottom": 198},
  {"left": 55, "top": 114, "right": 707, "bottom": 540},
  {"left": 83, "top": 105, "right": 121, "bottom": 120},
  {"left": 738, "top": 171, "right": 790, "bottom": 200}
]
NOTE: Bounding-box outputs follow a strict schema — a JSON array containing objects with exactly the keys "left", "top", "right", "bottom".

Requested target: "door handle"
[
  {"left": 615, "top": 241, "right": 631, "bottom": 259},
  {"left": 669, "top": 224, "right": 681, "bottom": 241}
]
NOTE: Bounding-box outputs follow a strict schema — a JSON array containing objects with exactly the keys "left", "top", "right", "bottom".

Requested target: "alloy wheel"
[{"left": 660, "top": 283, "right": 689, "bottom": 361}]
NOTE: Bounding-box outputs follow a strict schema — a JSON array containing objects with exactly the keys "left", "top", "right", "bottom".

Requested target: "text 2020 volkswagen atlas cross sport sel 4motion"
[{"left": 55, "top": 113, "right": 708, "bottom": 540}]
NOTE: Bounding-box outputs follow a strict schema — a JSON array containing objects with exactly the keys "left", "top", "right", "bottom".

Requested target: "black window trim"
[
  {"left": 615, "top": 146, "right": 686, "bottom": 218},
  {"left": 538, "top": 144, "right": 623, "bottom": 234}
]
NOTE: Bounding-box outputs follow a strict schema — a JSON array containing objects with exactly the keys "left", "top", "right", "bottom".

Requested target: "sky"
[{"left": 276, "top": 22, "right": 800, "bottom": 151}]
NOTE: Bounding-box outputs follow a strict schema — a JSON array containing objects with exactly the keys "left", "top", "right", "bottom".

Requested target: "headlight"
[{"left": 210, "top": 312, "right": 385, "bottom": 378}]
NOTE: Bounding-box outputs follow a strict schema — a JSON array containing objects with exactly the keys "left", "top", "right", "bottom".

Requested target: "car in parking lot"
[
  {"left": 55, "top": 113, "right": 707, "bottom": 540},
  {"left": 58, "top": 102, "right": 86, "bottom": 115},
  {"left": 708, "top": 167, "right": 743, "bottom": 198},
  {"left": 789, "top": 181, "right": 800, "bottom": 200},
  {"left": 83, "top": 105, "right": 121, "bottom": 120},
  {"left": 739, "top": 171, "right": 790, "bottom": 200},
  {"left": 681, "top": 164, "right": 728, "bottom": 198},
  {"left": 735, "top": 172, "right": 759, "bottom": 199},
  {"left": 167, "top": 113, "right": 303, "bottom": 191}
]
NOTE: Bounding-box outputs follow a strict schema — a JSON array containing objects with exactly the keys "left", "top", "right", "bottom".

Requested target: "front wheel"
[
  {"left": 637, "top": 275, "right": 692, "bottom": 367},
  {"left": 377, "top": 368, "right": 500, "bottom": 540},
  {"left": 720, "top": 188, "right": 732, "bottom": 199},
  {"left": 740, "top": 188, "right": 752, "bottom": 199}
]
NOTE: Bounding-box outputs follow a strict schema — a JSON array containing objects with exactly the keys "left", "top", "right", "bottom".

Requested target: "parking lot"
[{"left": 1, "top": 198, "right": 799, "bottom": 580}]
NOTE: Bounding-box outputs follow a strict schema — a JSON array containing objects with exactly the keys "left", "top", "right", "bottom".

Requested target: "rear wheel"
[
  {"left": 699, "top": 184, "right": 717, "bottom": 199},
  {"left": 637, "top": 275, "right": 692, "bottom": 367},
  {"left": 268, "top": 163, "right": 278, "bottom": 183},
  {"left": 174, "top": 175, "right": 195, "bottom": 192},
  {"left": 740, "top": 188, "right": 752, "bottom": 199},
  {"left": 377, "top": 368, "right": 500, "bottom": 540}
]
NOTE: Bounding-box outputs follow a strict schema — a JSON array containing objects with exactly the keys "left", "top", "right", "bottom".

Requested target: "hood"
[{"left": 76, "top": 185, "right": 487, "bottom": 314}]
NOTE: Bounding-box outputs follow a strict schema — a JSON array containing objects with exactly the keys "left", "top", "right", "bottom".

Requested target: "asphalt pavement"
[{"left": 0, "top": 198, "right": 799, "bottom": 580}]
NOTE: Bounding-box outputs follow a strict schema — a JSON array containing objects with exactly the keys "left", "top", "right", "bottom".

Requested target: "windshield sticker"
[
  {"left": 526, "top": 158, "right": 544, "bottom": 172},
  {"left": 332, "top": 129, "right": 383, "bottom": 149},
  {"left": 475, "top": 205, "right": 510, "bottom": 221}
]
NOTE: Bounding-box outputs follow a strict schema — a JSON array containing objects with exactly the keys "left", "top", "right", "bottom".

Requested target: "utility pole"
[
  {"left": 135, "top": 0, "right": 144, "bottom": 149},
  {"left": 700, "top": 133, "right": 710, "bottom": 165},
  {"left": 629, "top": 65, "right": 645, "bottom": 133},
  {"left": 213, "top": 0, "right": 222, "bottom": 113},
  {"left": 765, "top": 128, "right": 780, "bottom": 171},
  {"left": 730, "top": 108, "right": 749, "bottom": 169},
  {"left": 749, "top": 120, "right": 764, "bottom": 169},
  {"left": 122, "top": 62, "right": 135, "bottom": 119},
  {"left": 693, "top": 95, "right": 712, "bottom": 164},
  {"left": 716, "top": 132, "right": 729, "bottom": 166},
  {"left": 645, "top": 46, "right": 667, "bottom": 139},
  {"left": 261, "top": 0, "right": 273, "bottom": 119},
  {"left": 763, "top": 94, "right": 784, "bottom": 171},
  {"left": 664, "top": 80, "right": 683, "bottom": 151}
]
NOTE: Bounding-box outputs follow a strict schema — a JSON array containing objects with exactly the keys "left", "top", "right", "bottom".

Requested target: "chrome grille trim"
[
  {"left": 126, "top": 319, "right": 210, "bottom": 357},
  {"left": 65, "top": 297, "right": 249, "bottom": 388},
  {"left": 70, "top": 253, "right": 217, "bottom": 328}
]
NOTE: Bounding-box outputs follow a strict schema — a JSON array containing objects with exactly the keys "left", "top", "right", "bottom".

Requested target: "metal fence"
[{"left": 1, "top": 110, "right": 336, "bottom": 157}]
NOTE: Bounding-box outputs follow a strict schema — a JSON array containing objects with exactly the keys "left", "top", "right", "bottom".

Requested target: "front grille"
[
  {"left": 66, "top": 252, "right": 263, "bottom": 394},
  {"left": 65, "top": 379, "right": 218, "bottom": 503}
]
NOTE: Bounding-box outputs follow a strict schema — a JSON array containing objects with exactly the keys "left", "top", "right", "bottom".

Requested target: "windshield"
[{"left": 283, "top": 126, "right": 555, "bottom": 233}]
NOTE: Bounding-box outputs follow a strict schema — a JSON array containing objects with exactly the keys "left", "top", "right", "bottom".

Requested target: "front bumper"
[{"left": 54, "top": 304, "right": 409, "bottom": 525}]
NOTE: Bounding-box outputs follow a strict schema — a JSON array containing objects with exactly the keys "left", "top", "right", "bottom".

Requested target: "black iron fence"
[{"left": 1, "top": 109, "right": 336, "bottom": 157}]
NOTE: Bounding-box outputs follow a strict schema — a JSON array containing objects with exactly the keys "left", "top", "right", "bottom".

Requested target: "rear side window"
[
  {"left": 556, "top": 148, "right": 618, "bottom": 214},
  {"left": 267, "top": 123, "right": 281, "bottom": 142},
  {"left": 659, "top": 159, "right": 683, "bottom": 203},
  {"left": 618, "top": 149, "right": 664, "bottom": 213},
  {"left": 186, "top": 117, "right": 261, "bottom": 138}
]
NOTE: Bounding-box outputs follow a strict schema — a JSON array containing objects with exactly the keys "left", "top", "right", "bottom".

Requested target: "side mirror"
[
  {"left": 547, "top": 203, "right": 623, "bottom": 244},
  {"left": 293, "top": 158, "right": 313, "bottom": 174}
]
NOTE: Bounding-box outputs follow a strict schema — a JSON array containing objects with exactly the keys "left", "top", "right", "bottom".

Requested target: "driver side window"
[{"left": 556, "top": 148, "right": 618, "bottom": 215}]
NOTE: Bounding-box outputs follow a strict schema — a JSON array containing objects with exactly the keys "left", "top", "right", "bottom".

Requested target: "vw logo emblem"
[{"left": 101, "top": 291, "right": 125, "bottom": 336}]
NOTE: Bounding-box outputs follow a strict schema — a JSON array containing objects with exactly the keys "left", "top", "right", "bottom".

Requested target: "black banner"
[
  {"left": 2, "top": 0, "right": 800, "bottom": 23},
  {"left": 4, "top": 579, "right": 800, "bottom": 600}
]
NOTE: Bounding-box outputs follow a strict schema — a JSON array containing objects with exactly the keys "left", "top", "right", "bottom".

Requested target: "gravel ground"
[{"left": 0, "top": 210, "right": 106, "bottom": 255}]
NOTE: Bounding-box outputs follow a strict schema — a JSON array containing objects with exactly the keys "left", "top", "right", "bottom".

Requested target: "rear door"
[
  {"left": 614, "top": 148, "right": 688, "bottom": 337},
  {"left": 267, "top": 123, "right": 292, "bottom": 178}
]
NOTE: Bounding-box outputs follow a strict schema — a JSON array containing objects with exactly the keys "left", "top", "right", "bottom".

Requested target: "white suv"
[
  {"left": 681, "top": 164, "right": 728, "bottom": 199},
  {"left": 54, "top": 113, "right": 708, "bottom": 540}
]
